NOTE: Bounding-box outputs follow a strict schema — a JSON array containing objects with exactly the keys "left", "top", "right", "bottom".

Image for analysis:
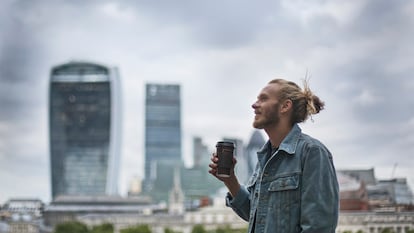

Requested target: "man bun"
[{"left": 268, "top": 78, "right": 325, "bottom": 124}]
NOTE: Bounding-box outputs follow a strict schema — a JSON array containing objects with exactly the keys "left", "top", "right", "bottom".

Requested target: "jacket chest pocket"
[
  {"left": 265, "top": 174, "right": 301, "bottom": 233},
  {"left": 267, "top": 174, "right": 300, "bottom": 208}
]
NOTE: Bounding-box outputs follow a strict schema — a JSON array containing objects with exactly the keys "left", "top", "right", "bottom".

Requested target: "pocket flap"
[{"left": 268, "top": 175, "right": 299, "bottom": 191}]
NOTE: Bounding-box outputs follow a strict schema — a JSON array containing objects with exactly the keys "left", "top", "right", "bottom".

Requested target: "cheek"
[{"left": 264, "top": 107, "right": 275, "bottom": 117}]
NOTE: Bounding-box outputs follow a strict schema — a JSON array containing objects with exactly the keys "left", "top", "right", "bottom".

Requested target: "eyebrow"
[{"left": 257, "top": 93, "right": 269, "bottom": 99}]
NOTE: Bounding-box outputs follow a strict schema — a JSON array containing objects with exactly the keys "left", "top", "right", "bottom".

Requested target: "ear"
[{"left": 280, "top": 99, "right": 292, "bottom": 114}]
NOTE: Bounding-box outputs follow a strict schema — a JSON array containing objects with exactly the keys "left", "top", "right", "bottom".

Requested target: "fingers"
[{"left": 209, "top": 153, "right": 219, "bottom": 177}]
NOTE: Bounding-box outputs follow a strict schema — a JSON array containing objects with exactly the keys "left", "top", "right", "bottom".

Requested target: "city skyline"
[{"left": 1, "top": 0, "right": 413, "bottom": 204}]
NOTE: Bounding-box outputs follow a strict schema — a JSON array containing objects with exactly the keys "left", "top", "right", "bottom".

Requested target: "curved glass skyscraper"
[{"left": 49, "top": 61, "right": 121, "bottom": 200}]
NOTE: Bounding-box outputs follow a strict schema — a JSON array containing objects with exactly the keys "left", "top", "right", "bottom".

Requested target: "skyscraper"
[
  {"left": 192, "top": 136, "right": 210, "bottom": 169},
  {"left": 144, "top": 84, "right": 182, "bottom": 193},
  {"left": 245, "top": 130, "right": 265, "bottom": 181},
  {"left": 49, "top": 61, "right": 121, "bottom": 199}
]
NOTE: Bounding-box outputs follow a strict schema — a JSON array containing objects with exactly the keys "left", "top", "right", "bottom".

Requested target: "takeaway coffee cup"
[{"left": 216, "top": 141, "right": 235, "bottom": 177}]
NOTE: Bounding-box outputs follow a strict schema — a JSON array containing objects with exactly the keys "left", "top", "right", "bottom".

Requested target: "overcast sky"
[{"left": 1, "top": 0, "right": 413, "bottom": 204}]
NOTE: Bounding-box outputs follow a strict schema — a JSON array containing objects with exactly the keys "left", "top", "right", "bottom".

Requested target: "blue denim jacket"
[{"left": 226, "top": 124, "right": 339, "bottom": 233}]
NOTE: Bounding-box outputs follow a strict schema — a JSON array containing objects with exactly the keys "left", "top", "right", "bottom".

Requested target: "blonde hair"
[{"left": 268, "top": 78, "right": 324, "bottom": 124}]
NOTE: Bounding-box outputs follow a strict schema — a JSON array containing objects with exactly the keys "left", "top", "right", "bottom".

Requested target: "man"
[{"left": 209, "top": 79, "right": 339, "bottom": 233}]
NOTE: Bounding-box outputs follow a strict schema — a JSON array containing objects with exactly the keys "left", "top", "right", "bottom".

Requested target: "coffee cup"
[{"left": 216, "top": 141, "right": 235, "bottom": 177}]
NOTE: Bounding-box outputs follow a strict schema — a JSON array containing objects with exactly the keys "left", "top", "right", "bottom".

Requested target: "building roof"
[
  {"left": 337, "top": 168, "right": 376, "bottom": 185},
  {"left": 52, "top": 195, "right": 152, "bottom": 205},
  {"left": 51, "top": 61, "right": 109, "bottom": 75},
  {"left": 337, "top": 172, "right": 362, "bottom": 192},
  {"left": 377, "top": 178, "right": 414, "bottom": 204}
]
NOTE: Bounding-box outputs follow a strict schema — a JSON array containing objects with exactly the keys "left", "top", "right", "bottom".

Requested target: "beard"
[{"left": 252, "top": 102, "right": 280, "bottom": 129}]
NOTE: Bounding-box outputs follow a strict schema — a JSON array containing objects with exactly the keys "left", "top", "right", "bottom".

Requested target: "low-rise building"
[
  {"left": 0, "top": 199, "right": 44, "bottom": 233},
  {"left": 337, "top": 211, "right": 414, "bottom": 233},
  {"left": 338, "top": 172, "right": 369, "bottom": 211},
  {"left": 338, "top": 168, "right": 414, "bottom": 212}
]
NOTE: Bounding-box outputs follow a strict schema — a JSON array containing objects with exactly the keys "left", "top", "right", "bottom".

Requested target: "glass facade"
[
  {"left": 245, "top": 130, "right": 265, "bottom": 183},
  {"left": 144, "top": 84, "right": 182, "bottom": 193},
  {"left": 49, "top": 62, "right": 120, "bottom": 199}
]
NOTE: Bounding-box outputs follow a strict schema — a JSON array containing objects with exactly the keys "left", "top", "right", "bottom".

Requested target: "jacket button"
[{"left": 255, "top": 192, "right": 258, "bottom": 197}]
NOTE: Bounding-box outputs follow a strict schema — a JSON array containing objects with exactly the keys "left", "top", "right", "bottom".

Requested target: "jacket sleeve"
[
  {"left": 300, "top": 145, "right": 339, "bottom": 233},
  {"left": 225, "top": 185, "right": 251, "bottom": 221}
]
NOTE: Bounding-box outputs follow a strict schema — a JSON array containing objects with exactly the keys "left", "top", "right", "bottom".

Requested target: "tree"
[
  {"left": 231, "top": 228, "right": 248, "bottom": 233},
  {"left": 164, "top": 228, "right": 182, "bottom": 233},
  {"left": 54, "top": 221, "right": 89, "bottom": 233},
  {"left": 90, "top": 223, "right": 114, "bottom": 233},
  {"left": 121, "top": 224, "right": 152, "bottom": 233},
  {"left": 381, "top": 228, "right": 395, "bottom": 233},
  {"left": 215, "top": 225, "right": 232, "bottom": 233},
  {"left": 191, "top": 225, "right": 206, "bottom": 233}
]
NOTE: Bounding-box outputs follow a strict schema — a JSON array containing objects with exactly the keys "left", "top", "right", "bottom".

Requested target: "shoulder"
[{"left": 297, "top": 133, "right": 332, "bottom": 158}]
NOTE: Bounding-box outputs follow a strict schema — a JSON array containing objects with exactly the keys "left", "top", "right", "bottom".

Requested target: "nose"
[{"left": 252, "top": 101, "right": 258, "bottom": 109}]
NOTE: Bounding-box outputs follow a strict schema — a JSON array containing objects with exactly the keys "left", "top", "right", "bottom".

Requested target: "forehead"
[{"left": 259, "top": 83, "right": 280, "bottom": 98}]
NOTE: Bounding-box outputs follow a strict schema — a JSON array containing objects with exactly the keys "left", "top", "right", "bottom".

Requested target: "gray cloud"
[
  {"left": 124, "top": 1, "right": 288, "bottom": 49},
  {"left": 349, "top": 0, "right": 409, "bottom": 37}
]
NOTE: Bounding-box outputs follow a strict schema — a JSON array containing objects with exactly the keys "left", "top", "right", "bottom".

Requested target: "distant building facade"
[
  {"left": 144, "top": 83, "right": 182, "bottom": 197},
  {"left": 338, "top": 169, "right": 414, "bottom": 212},
  {"left": 42, "top": 195, "right": 247, "bottom": 233},
  {"left": 41, "top": 196, "right": 414, "bottom": 233},
  {"left": 168, "top": 168, "right": 185, "bottom": 215},
  {"left": 192, "top": 136, "right": 210, "bottom": 169},
  {"left": 43, "top": 195, "right": 154, "bottom": 231},
  {"left": 337, "top": 212, "right": 414, "bottom": 233},
  {"left": 244, "top": 130, "right": 265, "bottom": 184},
  {"left": 368, "top": 178, "right": 414, "bottom": 211},
  {"left": 127, "top": 176, "right": 143, "bottom": 196},
  {"left": 0, "top": 199, "right": 44, "bottom": 233},
  {"left": 337, "top": 172, "right": 369, "bottom": 211},
  {"left": 339, "top": 168, "right": 377, "bottom": 186},
  {"left": 179, "top": 137, "right": 223, "bottom": 209},
  {"left": 222, "top": 131, "right": 266, "bottom": 185},
  {"left": 49, "top": 61, "right": 121, "bottom": 199}
]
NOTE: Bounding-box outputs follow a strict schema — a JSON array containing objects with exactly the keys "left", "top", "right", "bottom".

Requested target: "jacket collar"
[{"left": 257, "top": 124, "right": 301, "bottom": 156}]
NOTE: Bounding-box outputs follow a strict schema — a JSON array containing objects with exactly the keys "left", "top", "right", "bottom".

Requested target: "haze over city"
[{"left": 1, "top": 0, "right": 413, "bottom": 204}]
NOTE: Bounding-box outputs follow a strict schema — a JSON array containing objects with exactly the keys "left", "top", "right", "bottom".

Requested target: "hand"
[
  {"left": 208, "top": 153, "right": 241, "bottom": 197},
  {"left": 208, "top": 153, "right": 237, "bottom": 182}
]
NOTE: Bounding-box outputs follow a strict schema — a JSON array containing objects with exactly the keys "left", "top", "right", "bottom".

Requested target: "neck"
[{"left": 264, "top": 122, "right": 293, "bottom": 148}]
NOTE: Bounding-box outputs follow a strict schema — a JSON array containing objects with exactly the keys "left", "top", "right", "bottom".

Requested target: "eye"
[{"left": 258, "top": 95, "right": 268, "bottom": 101}]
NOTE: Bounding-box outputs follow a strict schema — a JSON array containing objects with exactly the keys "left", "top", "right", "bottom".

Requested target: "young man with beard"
[{"left": 209, "top": 79, "right": 339, "bottom": 233}]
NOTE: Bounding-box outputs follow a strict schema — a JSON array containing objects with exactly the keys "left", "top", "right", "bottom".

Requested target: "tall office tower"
[
  {"left": 245, "top": 130, "right": 265, "bottom": 180},
  {"left": 144, "top": 84, "right": 182, "bottom": 193},
  {"left": 192, "top": 136, "right": 210, "bottom": 169},
  {"left": 49, "top": 61, "right": 121, "bottom": 200}
]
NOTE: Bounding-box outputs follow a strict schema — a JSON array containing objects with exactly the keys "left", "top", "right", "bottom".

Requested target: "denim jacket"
[{"left": 226, "top": 124, "right": 339, "bottom": 233}]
